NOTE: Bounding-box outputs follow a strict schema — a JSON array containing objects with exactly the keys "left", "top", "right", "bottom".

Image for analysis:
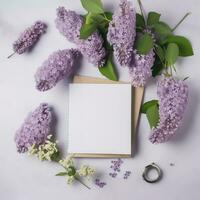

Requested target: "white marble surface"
[{"left": 0, "top": 0, "right": 200, "bottom": 199}]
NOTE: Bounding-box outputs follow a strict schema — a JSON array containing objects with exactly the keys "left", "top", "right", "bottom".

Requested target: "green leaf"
[
  {"left": 141, "top": 100, "right": 158, "bottom": 113},
  {"left": 85, "top": 12, "right": 93, "bottom": 24},
  {"left": 85, "top": 12, "right": 112, "bottom": 24},
  {"left": 55, "top": 172, "right": 68, "bottom": 176},
  {"left": 146, "top": 104, "right": 159, "bottom": 128},
  {"left": 163, "top": 35, "right": 193, "bottom": 56},
  {"left": 151, "top": 55, "right": 164, "bottom": 77},
  {"left": 67, "top": 166, "right": 76, "bottom": 176},
  {"left": 104, "top": 11, "right": 113, "bottom": 20},
  {"left": 98, "top": 22, "right": 108, "bottom": 36},
  {"left": 99, "top": 53, "right": 118, "bottom": 81},
  {"left": 80, "top": 23, "right": 97, "bottom": 39},
  {"left": 135, "top": 33, "right": 154, "bottom": 54},
  {"left": 85, "top": 13, "right": 95, "bottom": 24},
  {"left": 165, "top": 43, "right": 179, "bottom": 66},
  {"left": 141, "top": 100, "right": 159, "bottom": 128},
  {"left": 86, "top": 13, "right": 104, "bottom": 24},
  {"left": 136, "top": 13, "right": 145, "bottom": 27},
  {"left": 81, "top": 0, "right": 104, "bottom": 14},
  {"left": 81, "top": 14, "right": 87, "bottom": 22},
  {"left": 154, "top": 45, "right": 165, "bottom": 62},
  {"left": 153, "top": 22, "right": 172, "bottom": 36},
  {"left": 147, "top": 12, "right": 161, "bottom": 26},
  {"left": 97, "top": 20, "right": 109, "bottom": 38},
  {"left": 85, "top": 12, "right": 112, "bottom": 40}
]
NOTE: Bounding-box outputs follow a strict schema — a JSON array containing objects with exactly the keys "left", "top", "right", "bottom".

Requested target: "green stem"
[
  {"left": 51, "top": 150, "right": 61, "bottom": 162},
  {"left": 137, "top": 0, "right": 147, "bottom": 23},
  {"left": 74, "top": 176, "right": 91, "bottom": 189},
  {"left": 103, "top": 13, "right": 111, "bottom": 22},
  {"left": 172, "top": 65, "right": 176, "bottom": 73},
  {"left": 7, "top": 52, "right": 15, "bottom": 59},
  {"left": 172, "top": 12, "right": 191, "bottom": 32},
  {"left": 169, "top": 65, "right": 173, "bottom": 76},
  {"left": 163, "top": 61, "right": 171, "bottom": 77},
  {"left": 183, "top": 77, "right": 189, "bottom": 81}
]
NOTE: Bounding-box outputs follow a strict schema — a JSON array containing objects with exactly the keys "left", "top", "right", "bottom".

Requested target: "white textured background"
[{"left": 0, "top": 0, "right": 200, "bottom": 199}]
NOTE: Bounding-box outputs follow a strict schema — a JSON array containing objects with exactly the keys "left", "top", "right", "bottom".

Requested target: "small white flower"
[
  {"left": 66, "top": 176, "right": 75, "bottom": 184},
  {"left": 47, "top": 134, "right": 52, "bottom": 140},
  {"left": 27, "top": 135, "right": 59, "bottom": 161},
  {"left": 59, "top": 155, "right": 74, "bottom": 168},
  {"left": 77, "top": 165, "right": 95, "bottom": 179},
  {"left": 27, "top": 144, "right": 38, "bottom": 155}
]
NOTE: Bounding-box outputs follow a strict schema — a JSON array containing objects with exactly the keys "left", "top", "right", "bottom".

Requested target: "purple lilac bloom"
[
  {"left": 129, "top": 49, "right": 155, "bottom": 87},
  {"left": 35, "top": 49, "right": 80, "bottom": 91},
  {"left": 123, "top": 171, "right": 131, "bottom": 179},
  {"left": 11, "top": 21, "right": 46, "bottom": 56},
  {"left": 95, "top": 179, "right": 106, "bottom": 188},
  {"left": 110, "top": 158, "right": 123, "bottom": 172},
  {"left": 77, "top": 32, "right": 106, "bottom": 67},
  {"left": 109, "top": 172, "right": 117, "bottom": 178},
  {"left": 55, "top": 7, "right": 106, "bottom": 67},
  {"left": 15, "top": 103, "right": 52, "bottom": 153},
  {"left": 149, "top": 77, "right": 189, "bottom": 144},
  {"left": 107, "top": 0, "right": 136, "bottom": 66},
  {"left": 55, "top": 7, "right": 82, "bottom": 43}
]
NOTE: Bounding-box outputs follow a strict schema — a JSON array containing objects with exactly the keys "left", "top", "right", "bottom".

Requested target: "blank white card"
[{"left": 68, "top": 83, "right": 132, "bottom": 155}]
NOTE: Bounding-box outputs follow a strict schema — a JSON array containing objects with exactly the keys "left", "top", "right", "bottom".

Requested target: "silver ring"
[{"left": 142, "top": 163, "right": 162, "bottom": 183}]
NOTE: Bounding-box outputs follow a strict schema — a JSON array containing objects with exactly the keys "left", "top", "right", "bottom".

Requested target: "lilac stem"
[
  {"left": 74, "top": 176, "right": 91, "bottom": 189},
  {"left": 137, "top": 0, "right": 147, "bottom": 23},
  {"left": 7, "top": 52, "right": 16, "bottom": 59},
  {"left": 172, "top": 12, "right": 191, "bottom": 32}
]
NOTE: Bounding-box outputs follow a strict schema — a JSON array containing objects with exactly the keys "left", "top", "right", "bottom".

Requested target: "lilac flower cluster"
[
  {"left": 78, "top": 32, "right": 106, "bottom": 67},
  {"left": 129, "top": 49, "right": 155, "bottom": 87},
  {"left": 123, "top": 171, "right": 131, "bottom": 179},
  {"left": 55, "top": 7, "right": 106, "bottom": 67},
  {"left": 95, "top": 178, "right": 106, "bottom": 188},
  {"left": 11, "top": 21, "right": 46, "bottom": 56},
  {"left": 107, "top": 0, "right": 136, "bottom": 66},
  {"left": 35, "top": 49, "right": 80, "bottom": 91},
  {"left": 109, "top": 158, "right": 123, "bottom": 178},
  {"left": 149, "top": 77, "right": 189, "bottom": 143},
  {"left": 55, "top": 7, "right": 82, "bottom": 43},
  {"left": 109, "top": 172, "right": 117, "bottom": 178},
  {"left": 15, "top": 103, "right": 52, "bottom": 153}
]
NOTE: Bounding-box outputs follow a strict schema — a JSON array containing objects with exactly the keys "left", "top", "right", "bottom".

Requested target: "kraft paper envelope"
[{"left": 69, "top": 75, "right": 144, "bottom": 158}]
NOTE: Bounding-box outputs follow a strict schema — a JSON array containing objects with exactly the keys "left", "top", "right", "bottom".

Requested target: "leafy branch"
[{"left": 80, "top": 0, "right": 118, "bottom": 81}]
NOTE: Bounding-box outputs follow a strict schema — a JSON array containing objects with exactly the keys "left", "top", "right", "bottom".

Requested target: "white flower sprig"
[
  {"left": 15, "top": 104, "right": 95, "bottom": 189},
  {"left": 56, "top": 155, "right": 95, "bottom": 189},
  {"left": 28, "top": 135, "right": 59, "bottom": 161}
]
